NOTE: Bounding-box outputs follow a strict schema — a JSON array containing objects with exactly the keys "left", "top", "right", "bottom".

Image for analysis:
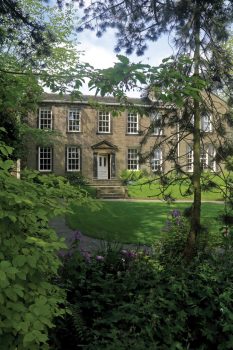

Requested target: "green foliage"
[
  {"left": 120, "top": 169, "right": 148, "bottom": 184},
  {"left": 65, "top": 172, "right": 89, "bottom": 186},
  {"left": 89, "top": 55, "right": 208, "bottom": 104},
  {"left": 0, "top": 138, "right": 89, "bottom": 349},
  {"left": 89, "top": 54, "right": 149, "bottom": 98},
  {"left": 0, "top": 0, "right": 94, "bottom": 158},
  {"left": 52, "top": 236, "right": 233, "bottom": 349},
  {"left": 156, "top": 209, "right": 190, "bottom": 262}
]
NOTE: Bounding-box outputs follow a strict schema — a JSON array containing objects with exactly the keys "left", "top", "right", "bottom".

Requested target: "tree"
[
  {"left": 0, "top": 0, "right": 57, "bottom": 60},
  {"left": 72, "top": 0, "right": 233, "bottom": 257},
  {"left": 0, "top": 0, "right": 92, "bottom": 158}
]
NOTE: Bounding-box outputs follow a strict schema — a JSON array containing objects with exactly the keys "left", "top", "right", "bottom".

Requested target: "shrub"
[
  {"left": 120, "top": 169, "right": 148, "bottom": 184},
  {"left": 65, "top": 172, "right": 89, "bottom": 186},
  {"left": 156, "top": 209, "right": 189, "bottom": 262},
  {"left": 0, "top": 136, "right": 88, "bottom": 349},
  {"left": 52, "top": 228, "right": 233, "bottom": 350}
]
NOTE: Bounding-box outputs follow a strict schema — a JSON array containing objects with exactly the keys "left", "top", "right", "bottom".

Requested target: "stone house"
[{"left": 26, "top": 93, "right": 228, "bottom": 195}]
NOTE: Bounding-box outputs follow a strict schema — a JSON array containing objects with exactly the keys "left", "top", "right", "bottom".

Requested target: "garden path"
[{"left": 50, "top": 217, "right": 151, "bottom": 253}]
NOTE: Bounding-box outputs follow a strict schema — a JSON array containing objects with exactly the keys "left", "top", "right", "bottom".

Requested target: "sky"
[{"left": 76, "top": 29, "right": 173, "bottom": 97}]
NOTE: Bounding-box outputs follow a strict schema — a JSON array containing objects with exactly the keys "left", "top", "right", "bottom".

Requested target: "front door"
[{"left": 98, "top": 154, "right": 108, "bottom": 179}]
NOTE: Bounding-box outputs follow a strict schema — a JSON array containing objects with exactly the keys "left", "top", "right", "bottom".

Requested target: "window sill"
[
  {"left": 125, "top": 133, "right": 140, "bottom": 136},
  {"left": 66, "top": 131, "right": 82, "bottom": 134},
  {"left": 38, "top": 128, "right": 53, "bottom": 131}
]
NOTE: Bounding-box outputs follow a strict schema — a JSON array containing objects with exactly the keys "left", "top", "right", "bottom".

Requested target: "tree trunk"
[{"left": 184, "top": 9, "right": 201, "bottom": 259}]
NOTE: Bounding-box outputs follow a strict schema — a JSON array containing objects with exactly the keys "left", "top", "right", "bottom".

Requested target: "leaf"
[
  {"left": 13, "top": 255, "right": 26, "bottom": 267},
  {"left": 116, "top": 55, "right": 130, "bottom": 64},
  {"left": 23, "top": 332, "right": 36, "bottom": 345},
  {"left": 5, "top": 288, "right": 18, "bottom": 302},
  {"left": 0, "top": 270, "right": 7, "bottom": 282},
  {"left": 0, "top": 159, "right": 14, "bottom": 171}
]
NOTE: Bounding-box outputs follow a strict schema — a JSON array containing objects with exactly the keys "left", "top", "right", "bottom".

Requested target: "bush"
[
  {"left": 51, "top": 229, "right": 233, "bottom": 350},
  {"left": 0, "top": 137, "right": 88, "bottom": 349},
  {"left": 120, "top": 169, "right": 148, "bottom": 184},
  {"left": 66, "top": 172, "right": 89, "bottom": 186}
]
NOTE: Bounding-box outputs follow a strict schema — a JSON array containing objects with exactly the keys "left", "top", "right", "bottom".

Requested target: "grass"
[
  {"left": 67, "top": 201, "right": 224, "bottom": 245},
  {"left": 127, "top": 177, "right": 225, "bottom": 201}
]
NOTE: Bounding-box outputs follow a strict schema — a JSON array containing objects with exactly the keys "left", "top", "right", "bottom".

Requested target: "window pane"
[
  {"left": 151, "top": 148, "right": 162, "bottom": 172},
  {"left": 98, "top": 112, "right": 110, "bottom": 133},
  {"left": 68, "top": 109, "right": 80, "bottom": 132},
  {"left": 39, "top": 147, "right": 52, "bottom": 171},
  {"left": 201, "top": 115, "right": 212, "bottom": 132},
  {"left": 187, "top": 145, "right": 193, "bottom": 172},
  {"left": 128, "top": 149, "right": 139, "bottom": 170},
  {"left": 127, "top": 113, "right": 138, "bottom": 134},
  {"left": 67, "top": 147, "right": 80, "bottom": 171},
  {"left": 151, "top": 112, "right": 163, "bottom": 135},
  {"left": 39, "top": 107, "right": 52, "bottom": 129},
  {"left": 200, "top": 148, "right": 208, "bottom": 170}
]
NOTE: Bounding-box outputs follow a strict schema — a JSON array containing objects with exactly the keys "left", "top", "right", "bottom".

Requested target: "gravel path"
[{"left": 50, "top": 217, "right": 151, "bottom": 253}]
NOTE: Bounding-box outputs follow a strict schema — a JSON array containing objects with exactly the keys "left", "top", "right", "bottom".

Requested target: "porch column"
[
  {"left": 111, "top": 153, "right": 116, "bottom": 178},
  {"left": 93, "top": 152, "right": 98, "bottom": 178}
]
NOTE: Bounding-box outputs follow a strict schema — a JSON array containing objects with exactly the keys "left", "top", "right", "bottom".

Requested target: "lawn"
[
  {"left": 67, "top": 201, "right": 224, "bottom": 245},
  {"left": 127, "top": 177, "right": 225, "bottom": 201}
]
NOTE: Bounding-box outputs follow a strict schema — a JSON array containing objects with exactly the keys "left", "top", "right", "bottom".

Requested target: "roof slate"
[{"left": 41, "top": 93, "right": 151, "bottom": 106}]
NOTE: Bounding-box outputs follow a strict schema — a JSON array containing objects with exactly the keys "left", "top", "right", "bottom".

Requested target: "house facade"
[{"left": 26, "top": 93, "right": 229, "bottom": 184}]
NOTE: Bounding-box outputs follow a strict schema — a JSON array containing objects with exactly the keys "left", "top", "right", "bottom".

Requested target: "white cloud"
[{"left": 77, "top": 30, "right": 173, "bottom": 97}]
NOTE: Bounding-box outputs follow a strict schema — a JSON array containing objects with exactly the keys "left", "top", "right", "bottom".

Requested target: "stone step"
[
  {"left": 96, "top": 185, "right": 127, "bottom": 199},
  {"left": 90, "top": 179, "right": 122, "bottom": 186}
]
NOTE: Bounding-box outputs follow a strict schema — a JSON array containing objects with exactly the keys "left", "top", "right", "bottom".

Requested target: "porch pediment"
[{"left": 91, "top": 140, "right": 118, "bottom": 151}]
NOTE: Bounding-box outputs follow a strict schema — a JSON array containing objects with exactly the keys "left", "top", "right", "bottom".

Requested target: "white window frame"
[
  {"left": 151, "top": 148, "right": 163, "bottom": 172},
  {"left": 66, "top": 146, "right": 80, "bottom": 172},
  {"left": 38, "top": 147, "right": 52, "bottom": 172},
  {"left": 187, "top": 145, "right": 193, "bottom": 172},
  {"left": 201, "top": 114, "right": 212, "bottom": 132},
  {"left": 68, "top": 108, "right": 81, "bottom": 132},
  {"left": 200, "top": 148, "right": 208, "bottom": 170},
  {"left": 151, "top": 112, "right": 163, "bottom": 135},
  {"left": 209, "top": 147, "right": 216, "bottom": 172},
  {"left": 127, "top": 148, "right": 139, "bottom": 170},
  {"left": 186, "top": 145, "right": 216, "bottom": 172},
  {"left": 98, "top": 111, "right": 111, "bottom": 133},
  {"left": 38, "top": 107, "right": 52, "bottom": 130},
  {"left": 127, "top": 113, "right": 139, "bottom": 134}
]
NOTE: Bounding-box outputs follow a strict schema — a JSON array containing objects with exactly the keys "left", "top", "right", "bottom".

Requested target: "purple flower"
[
  {"left": 69, "top": 230, "right": 82, "bottom": 244},
  {"left": 58, "top": 250, "right": 72, "bottom": 258},
  {"left": 82, "top": 251, "right": 92, "bottom": 262},
  {"left": 96, "top": 255, "right": 104, "bottom": 261},
  {"left": 121, "top": 249, "right": 137, "bottom": 259},
  {"left": 171, "top": 209, "right": 181, "bottom": 218},
  {"left": 74, "top": 230, "right": 83, "bottom": 240},
  {"left": 127, "top": 251, "right": 137, "bottom": 258}
]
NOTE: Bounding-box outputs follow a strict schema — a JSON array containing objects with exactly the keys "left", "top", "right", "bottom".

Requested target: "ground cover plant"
[
  {"left": 50, "top": 211, "right": 233, "bottom": 350},
  {"left": 67, "top": 201, "right": 224, "bottom": 245}
]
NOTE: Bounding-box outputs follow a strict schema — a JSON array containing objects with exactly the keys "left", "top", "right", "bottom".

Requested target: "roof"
[{"left": 41, "top": 93, "right": 152, "bottom": 107}]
